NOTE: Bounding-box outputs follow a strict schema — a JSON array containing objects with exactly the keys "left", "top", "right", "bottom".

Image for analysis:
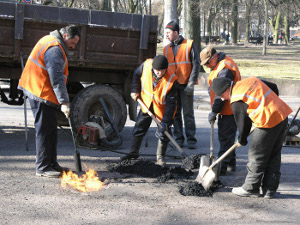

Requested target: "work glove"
[
  {"left": 208, "top": 111, "right": 217, "bottom": 124},
  {"left": 131, "top": 92, "right": 140, "bottom": 101},
  {"left": 184, "top": 81, "right": 194, "bottom": 96},
  {"left": 235, "top": 136, "right": 247, "bottom": 147},
  {"left": 235, "top": 140, "right": 242, "bottom": 148},
  {"left": 155, "top": 122, "right": 167, "bottom": 140},
  {"left": 61, "top": 103, "right": 70, "bottom": 118}
]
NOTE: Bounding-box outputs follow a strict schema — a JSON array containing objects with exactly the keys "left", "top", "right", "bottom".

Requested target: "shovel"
[
  {"left": 137, "top": 98, "right": 188, "bottom": 158},
  {"left": 196, "top": 126, "right": 256, "bottom": 190},
  {"left": 199, "top": 121, "right": 220, "bottom": 182}
]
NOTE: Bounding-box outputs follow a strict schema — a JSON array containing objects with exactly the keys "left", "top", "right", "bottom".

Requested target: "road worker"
[
  {"left": 212, "top": 77, "right": 292, "bottom": 198},
  {"left": 18, "top": 25, "right": 81, "bottom": 178},
  {"left": 200, "top": 46, "right": 241, "bottom": 175},
  {"left": 164, "top": 20, "right": 202, "bottom": 149},
  {"left": 120, "top": 55, "right": 178, "bottom": 166}
]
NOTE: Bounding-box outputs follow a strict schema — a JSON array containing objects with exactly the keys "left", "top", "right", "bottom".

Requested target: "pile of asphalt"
[
  {"left": 182, "top": 154, "right": 203, "bottom": 170},
  {"left": 179, "top": 180, "right": 223, "bottom": 197},
  {"left": 108, "top": 159, "right": 193, "bottom": 182},
  {"left": 108, "top": 159, "right": 223, "bottom": 197}
]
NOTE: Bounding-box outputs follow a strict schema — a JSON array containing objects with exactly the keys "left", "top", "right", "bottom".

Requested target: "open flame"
[{"left": 60, "top": 169, "right": 105, "bottom": 192}]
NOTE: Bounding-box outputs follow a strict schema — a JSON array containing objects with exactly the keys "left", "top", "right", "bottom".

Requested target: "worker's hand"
[
  {"left": 155, "top": 122, "right": 167, "bottom": 140},
  {"left": 61, "top": 103, "right": 70, "bottom": 118},
  {"left": 235, "top": 141, "right": 242, "bottom": 148},
  {"left": 130, "top": 92, "right": 140, "bottom": 101},
  {"left": 208, "top": 111, "right": 217, "bottom": 124},
  {"left": 184, "top": 81, "right": 194, "bottom": 96}
]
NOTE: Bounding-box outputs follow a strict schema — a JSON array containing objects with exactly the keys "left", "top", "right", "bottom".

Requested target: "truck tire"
[
  {"left": 71, "top": 84, "right": 127, "bottom": 139},
  {"left": 57, "top": 82, "right": 84, "bottom": 126}
]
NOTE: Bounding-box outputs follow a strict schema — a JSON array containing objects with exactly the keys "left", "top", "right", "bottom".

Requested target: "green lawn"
[{"left": 157, "top": 43, "right": 300, "bottom": 80}]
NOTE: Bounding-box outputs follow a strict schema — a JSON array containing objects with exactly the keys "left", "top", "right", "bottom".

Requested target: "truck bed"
[{"left": 0, "top": 2, "right": 158, "bottom": 82}]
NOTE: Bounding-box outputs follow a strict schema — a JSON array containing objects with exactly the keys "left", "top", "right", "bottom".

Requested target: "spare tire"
[{"left": 71, "top": 84, "right": 127, "bottom": 139}]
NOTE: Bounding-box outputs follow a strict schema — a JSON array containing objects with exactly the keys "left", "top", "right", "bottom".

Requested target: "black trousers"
[
  {"left": 242, "top": 118, "right": 288, "bottom": 192},
  {"left": 29, "top": 98, "right": 58, "bottom": 171},
  {"left": 173, "top": 88, "right": 197, "bottom": 145},
  {"left": 217, "top": 114, "right": 237, "bottom": 165},
  {"left": 133, "top": 109, "right": 170, "bottom": 143}
]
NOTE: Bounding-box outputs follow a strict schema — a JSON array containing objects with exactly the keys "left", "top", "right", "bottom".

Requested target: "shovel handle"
[
  {"left": 137, "top": 98, "right": 187, "bottom": 158},
  {"left": 210, "top": 121, "right": 214, "bottom": 159},
  {"left": 209, "top": 126, "right": 256, "bottom": 169}
]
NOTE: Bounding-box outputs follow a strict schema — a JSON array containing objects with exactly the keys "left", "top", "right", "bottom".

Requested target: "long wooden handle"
[
  {"left": 137, "top": 98, "right": 187, "bottom": 157},
  {"left": 210, "top": 121, "right": 214, "bottom": 159},
  {"left": 209, "top": 126, "right": 256, "bottom": 169}
]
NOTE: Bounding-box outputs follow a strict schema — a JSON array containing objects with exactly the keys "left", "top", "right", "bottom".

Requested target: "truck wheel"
[{"left": 71, "top": 84, "right": 127, "bottom": 139}]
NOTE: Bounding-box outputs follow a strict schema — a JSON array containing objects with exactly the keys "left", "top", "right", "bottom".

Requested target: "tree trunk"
[
  {"left": 164, "top": 0, "right": 178, "bottom": 44},
  {"left": 244, "top": 1, "right": 251, "bottom": 43},
  {"left": 284, "top": 0, "right": 290, "bottom": 44},
  {"left": 263, "top": 0, "right": 268, "bottom": 55},
  {"left": 284, "top": 15, "right": 289, "bottom": 44},
  {"left": 192, "top": 0, "right": 200, "bottom": 53},
  {"left": 274, "top": 11, "right": 281, "bottom": 44},
  {"left": 110, "top": 0, "right": 117, "bottom": 12},
  {"left": 230, "top": 0, "right": 238, "bottom": 44},
  {"left": 269, "top": 9, "right": 281, "bottom": 44}
]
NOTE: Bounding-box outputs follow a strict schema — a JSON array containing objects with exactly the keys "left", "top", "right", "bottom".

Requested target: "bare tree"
[
  {"left": 263, "top": 0, "right": 268, "bottom": 55},
  {"left": 230, "top": 0, "right": 238, "bottom": 44}
]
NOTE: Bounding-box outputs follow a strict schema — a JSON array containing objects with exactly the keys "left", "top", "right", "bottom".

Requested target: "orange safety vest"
[
  {"left": 231, "top": 77, "right": 292, "bottom": 128},
  {"left": 19, "top": 35, "right": 69, "bottom": 106},
  {"left": 208, "top": 56, "right": 241, "bottom": 115},
  {"left": 140, "top": 59, "right": 178, "bottom": 121},
  {"left": 163, "top": 39, "right": 193, "bottom": 84}
]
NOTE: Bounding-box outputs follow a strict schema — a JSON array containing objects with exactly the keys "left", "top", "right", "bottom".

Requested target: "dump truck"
[{"left": 0, "top": 1, "right": 158, "bottom": 139}]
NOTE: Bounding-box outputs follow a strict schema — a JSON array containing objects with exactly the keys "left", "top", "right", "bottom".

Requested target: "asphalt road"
[{"left": 0, "top": 87, "right": 299, "bottom": 225}]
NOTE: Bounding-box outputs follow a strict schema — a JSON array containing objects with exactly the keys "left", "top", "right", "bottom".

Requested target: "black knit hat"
[
  {"left": 212, "top": 77, "right": 232, "bottom": 96},
  {"left": 165, "top": 20, "right": 179, "bottom": 33},
  {"left": 152, "top": 55, "right": 168, "bottom": 70}
]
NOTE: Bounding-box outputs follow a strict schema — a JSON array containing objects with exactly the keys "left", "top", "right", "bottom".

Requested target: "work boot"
[
  {"left": 232, "top": 187, "right": 260, "bottom": 198},
  {"left": 156, "top": 140, "right": 168, "bottom": 166},
  {"left": 36, "top": 167, "right": 62, "bottom": 178},
  {"left": 227, "top": 158, "right": 236, "bottom": 172},
  {"left": 52, "top": 163, "right": 69, "bottom": 173},
  {"left": 120, "top": 136, "right": 143, "bottom": 161},
  {"left": 263, "top": 190, "right": 276, "bottom": 199},
  {"left": 220, "top": 162, "right": 227, "bottom": 176}
]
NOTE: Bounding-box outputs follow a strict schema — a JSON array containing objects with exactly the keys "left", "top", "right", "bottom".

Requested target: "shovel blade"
[
  {"left": 211, "top": 157, "right": 220, "bottom": 182},
  {"left": 195, "top": 156, "right": 210, "bottom": 183},
  {"left": 195, "top": 165, "right": 209, "bottom": 183},
  {"left": 201, "top": 168, "right": 216, "bottom": 191}
]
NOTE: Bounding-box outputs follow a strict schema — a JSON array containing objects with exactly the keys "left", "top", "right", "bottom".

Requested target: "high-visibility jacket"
[
  {"left": 140, "top": 59, "right": 178, "bottom": 121},
  {"left": 163, "top": 39, "right": 193, "bottom": 84},
  {"left": 19, "top": 35, "right": 69, "bottom": 106},
  {"left": 208, "top": 56, "right": 241, "bottom": 115},
  {"left": 231, "top": 77, "right": 292, "bottom": 128}
]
